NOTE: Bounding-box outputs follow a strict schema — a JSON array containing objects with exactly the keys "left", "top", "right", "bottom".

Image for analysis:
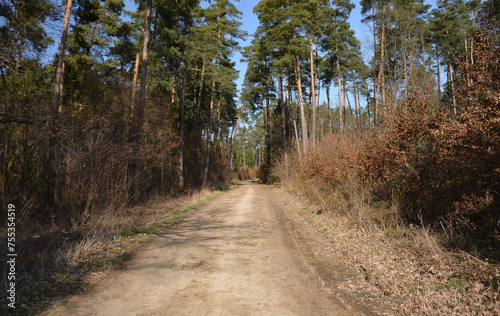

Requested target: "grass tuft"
[{"left": 120, "top": 190, "right": 225, "bottom": 237}]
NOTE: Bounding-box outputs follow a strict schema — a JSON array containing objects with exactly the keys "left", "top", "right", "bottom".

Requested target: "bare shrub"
[
  {"left": 238, "top": 166, "right": 258, "bottom": 180},
  {"left": 275, "top": 133, "right": 385, "bottom": 228},
  {"left": 271, "top": 149, "right": 299, "bottom": 184},
  {"left": 229, "top": 169, "right": 239, "bottom": 182},
  {"left": 360, "top": 29, "right": 500, "bottom": 254}
]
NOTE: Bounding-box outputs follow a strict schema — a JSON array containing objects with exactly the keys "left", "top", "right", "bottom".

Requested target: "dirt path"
[{"left": 48, "top": 182, "right": 363, "bottom": 315}]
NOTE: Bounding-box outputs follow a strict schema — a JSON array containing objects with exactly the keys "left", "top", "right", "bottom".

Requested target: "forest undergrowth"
[
  {"left": 273, "top": 29, "right": 499, "bottom": 315},
  {"left": 0, "top": 186, "right": 227, "bottom": 314}
]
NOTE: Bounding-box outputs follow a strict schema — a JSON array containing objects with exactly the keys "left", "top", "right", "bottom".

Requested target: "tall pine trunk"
[
  {"left": 203, "top": 29, "right": 221, "bottom": 188},
  {"left": 279, "top": 75, "right": 288, "bottom": 169},
  {"left": 381, "top": 8, "right": 386, "bottom": 111},
  {"left": 265, "top": 77, "right": 271, "bottom": 165},
  {"left": 52, "top": 0, "right": 72, "bottom": 114},
  {"left": 178, "top": 59, "right": 189, "bottom": 189},
  {"left": 194, "top": 58, "right": 206, "bottom": 154},
  {"left": 309, "top": 34, "right": 316, "bottom": 150},
  {"left": 129, "top": 47, "right": 141, "bottom": 141},
  {"left": 326, "top": 83, "right": 332, "bottom": 133},
  {"left": 448, "top": 60, "right": 457, "bottom": 115},
  {"left": 354, "top": 83, "right": 359, "bottom": 129},
  {"left": 293, "top": 28, "right": 308, "bottom": 155},
  {"left": 436, "top": 50, "right": 441, "bottom": 96},
  {"left": 48, "top": 0, "right": 73, "bottom": 210},
  {"left": 337, "top": 55, "right": 343, "bottom": 132},
  {"left": 227, "top": 102, "right": 244, "bottom": 166},
  {"left": 403, "top": 35, "right": 408, "bottom": 100},
  {"left": 134, "top": 0, "right": 152, "bottom": 202},
  {"left": 203, "top": 63, "right": 217, "bottom": 188},
  {"left": 342, "top": 79, "right": 346, "bottom": 128}
]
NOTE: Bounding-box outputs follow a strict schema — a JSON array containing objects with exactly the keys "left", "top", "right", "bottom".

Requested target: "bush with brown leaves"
[{"left": 362, "top": 29, "right": 500, "bottom": 254}]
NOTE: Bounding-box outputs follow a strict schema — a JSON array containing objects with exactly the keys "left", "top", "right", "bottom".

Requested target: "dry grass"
[
  {"left": 0, "top": 188, "right": 222, "bottom": 314},
  {"left": 274, "top": 134, "right": 499, "bottom": 315}
]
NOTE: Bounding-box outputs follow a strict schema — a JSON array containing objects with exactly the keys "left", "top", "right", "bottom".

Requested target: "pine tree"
[
  {"left": 0, "top": 0, "right": 56, "bottom": 72},
  {"left": 322, "top": 0, "right": 358, "bottom": 130},
  {"left": 429, "top": 0, "right": 479, "bottom": 114},
  {"left": 201, "top": 0, "right": 245, "bottom": 187}
]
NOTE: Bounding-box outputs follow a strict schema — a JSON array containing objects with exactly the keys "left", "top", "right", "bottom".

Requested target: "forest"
[
  {"left": 0, "top": 0, "right": 499, "bottom": 312},
  {"left": 237, "top": 0, "right": 500, "bottom": 255}
]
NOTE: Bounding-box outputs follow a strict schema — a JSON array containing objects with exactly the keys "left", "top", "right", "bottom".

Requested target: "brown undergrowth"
[
  {"left": 273, "top": 29, "right": 499, "bottom": 315},
  {"left": 362, "top": 30, "right": 499, "bottom": 257},
  {"left": 0, "top": 188, "right": 220, "bottom": 315},
  {"left": 280, "top": 182, "right": 499, "bottom": 315},
  {"left": 276, "top": 140, "right": 499, "bottom": 314},
  {"left": 238, "top": 166, "right": 258, "bottom": 180}
]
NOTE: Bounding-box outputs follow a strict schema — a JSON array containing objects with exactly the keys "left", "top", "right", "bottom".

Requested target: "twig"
[{"left": 458, "top": 250, "right": 489, "bottom": 266}]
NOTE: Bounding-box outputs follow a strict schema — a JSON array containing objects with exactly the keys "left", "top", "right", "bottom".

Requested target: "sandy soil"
[{"left": 47, "top": 181, "right": 374, "bottom": 315}]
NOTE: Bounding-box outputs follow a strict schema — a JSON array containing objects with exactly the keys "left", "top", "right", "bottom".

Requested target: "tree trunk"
[
  {"left": 227, "top": 102, "right": 244, "bottom": 166},
  {"left": 375, "top": 61, "right": 381, "bottom": 123},
  {"left": 134, "top": 0, "right": 152, "bottom": 202},
  {"left": 421, "top": 32, "right": 426, "bottom": 70},
  {"left": 372, "top": 7, "right": 378, "bottom": 124},
  {"left": 203, "top": 28, "right": 221, "bottom": 188},
  {"left": 337, "top": 54, "right": 343, "bottom": 132},
  {"left": 293, "top": 28, "right": 308, "bottom": 154},
  {"left": 448, "top": 60, "right": 457, "bottom": 115},
  {"left": 379, "top": 16, "right": 384, "bottom": 115},
  {"left": 309, "top": 34, "right": 316, "bottom": 150},
  {"left": 293, "top": 120, "right": 302, "bottom": 161},
  {"left": 315, "top": 43, "right": 320, "bottom": 143},
  {"left": 357, "top": 88, "right": 362, "bottom": 130},
  {"left": 265, "top": 78, "right": 271, "bottom": 165},
  {"left": 354, "top": 84, "right": 359, "bottom": 130},
  {"left": 194, "top": 58, "right": 206, "bottom": 142},
  {"left": 129, "top": 47, "right": 141, "bottom": 141},
  {"left": 279, "top": 74, "right": 288, "bottom": 170},
  {"left": 409, "top": 35, "right": 413, "bottom": 93},
  {"left": 203, "top": 63, "right": 217, "bottom": 187},
  {"left": 203, "top": 77, "right": 216, "bottom": 187},
  {"left": 436, "top": 50, "right": 441, "bottom": 96},
  {"left": 48, "top": 0, "right": 73, "bottom": 210},
  {"left": 287, "top": 75, "right": 294, "bottom": 144},
  {"left": 342, "top": 79, "right": 347, "bottom": 128},
  {"left": 326, "top": 83, "right": 332, "bottom": 132},
  {"left": 58, "top": 60, "right": 65, "bottom": 113},
  {"left": 179, "top": 59, "right": 189, "bottom": 189},
  {"left": 380, "top": 14, "right": 386, "bottom": 114},
  {"left": 243, "top": 145, "right": 246, "bottom": 167},
  {"left": 52, "top": 0, "right": 73, "bottom": 114},
  {"left": 214, "top": 96, "right": 222, "bottom": 148},
  {"left": 403, "top": 35, "right": 408, "bottom": 100}
]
